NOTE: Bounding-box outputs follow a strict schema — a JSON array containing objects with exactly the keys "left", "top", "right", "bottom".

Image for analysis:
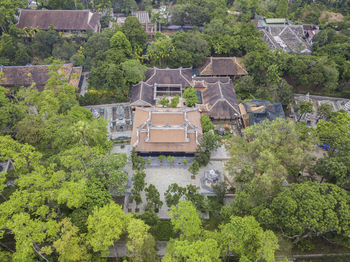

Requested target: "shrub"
[
  {"left": 169, "top": 95, "right": 180, "bottom": 107},
  {"left": 152, "top": 220, "right": 174, "bottom": 241},
  {"left": 200, "top": 114, "right": 214, "bottom": 133},
  {"left": 188, "top": 160, "right": 200, "bottom": 176},
  {"left": 183, "top": 87, "right": 198, "bottom": 107},
  {"left": 159, "top": 95, "right": 169, "bottom": 107}
]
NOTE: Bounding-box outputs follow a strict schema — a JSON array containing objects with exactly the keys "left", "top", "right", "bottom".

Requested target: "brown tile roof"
[
  {"left": 130, "top": 81, "right": 155, "bottom": 106},
  {"left": 193, "top": 76, "right": 230, "bottom": 88},
  {"left": 16, "top": 10, "right": 101, "bottom": 32},
  {"left": 199, "top": 57, "right": 248, "bottom": 76},
  {"left": 0, "top": 64, "right": 82, "bottom": 91},
  {"left": 145, "top": 67, "right": 193, "bottom": 87},
  {"left": 131, "top": 107, "right": 202, "bottom": 153},
  {"left": 202, "top": 80, "right": 240, "bottom": 120},
  {"left": 130, "top": 67, "right": 193, "bottom": 106}
]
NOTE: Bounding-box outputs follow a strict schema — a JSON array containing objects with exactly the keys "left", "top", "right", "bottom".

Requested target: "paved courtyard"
[{"left": 125, "top": 160, "right": 225, "bottom": 219}]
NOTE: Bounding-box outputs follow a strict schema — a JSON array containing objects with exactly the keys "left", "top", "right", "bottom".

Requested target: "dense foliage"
[{"left": 1, "top": 0, "right": 350, "bottom": 260}]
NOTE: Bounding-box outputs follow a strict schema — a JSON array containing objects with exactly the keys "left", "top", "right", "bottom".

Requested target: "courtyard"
[{"left": 124, "top": 160, "right": 225, "bottom": 219}]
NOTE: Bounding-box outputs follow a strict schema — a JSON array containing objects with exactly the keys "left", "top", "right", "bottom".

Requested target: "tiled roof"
[
  {"left": 193, "top": 76, "right": 230, "bottom": 88},
  {"left": 0, "top": 64, "right": 82, "bottom": 91},
  {"left": 130, "top": 67, "right": 193, "bottom": 106},
  {"left": 260, "top": 25, "right": 311, "bottom": 53},
  {"left": 16, "top": 10, "right": 100, "bottom": 32},
  {"left": 131, "top": 107, "right": 202, "bottom": 153},
  {"left": 202, "top": 80, "right": 240, "bottom": 120},
  {"left": 198, "top": 57, "right": 248, "bottom": 76}
]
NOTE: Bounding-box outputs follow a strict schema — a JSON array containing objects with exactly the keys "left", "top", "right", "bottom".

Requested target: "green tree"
[
  {"left": 145, "top": 184, "right": 163, "bottom": 213},
  {"left": 224, "top": 118, "right": 315, "bottom": 217},
  {"left": 314, "top": 111, "right": 350, "bottom": 188},
  {"left": 82, "top": 28, "right": 115, "bottom": 70},
  {"left": 109, "top": 31, "right": 132, "bottom": 60},
  {"left": 276, "top": 0, "right": 289, "bottom": 18},
  {"left": 199, "top": 132, "right": 220, "bottom": 153},
  {"left": 120, "top": 0, "right": 138, "bottom": 15},
  {"left": 144, "top": 33, "right": 175, "bottom": 67},
  {"left": 163, "top": 238, "right": 220, "bottom": 262},
  {"left": 184, "top": 185, "right": 206, "bottom": 211},
  {"left": 220, "top": 216, "right": 279, "bottom": 261},
  {"left": 89, "top": 61, "right": 128, "bottom": 101},
  {"left": 183, "top": 87, "right": 198, "bottom": 107},
  {"left": 317, "top": 103, "right": 333, "bottom": 121},
  {"left": 269, "top": 182, "right": 350, "bottom": 244},
  {"left": 168, "top": 201, "right": 202, "bottom": 241},
  {"left": 0, "top": 86, "right": 24, "bottom": 135},
  {"left": 121, "top": 59, "right": 147, "bottom": 84},
  {"left": 164, "top": 183, "right": 186, "bottom": 208},
  {"left": 86, "top": 201, "right": 126, "bottom": 255},
  {"left": 316, "top": 111, "right": 350, "bottom": 153},
  {"left": 170, "top": 31, "right": 210, "bottom": 68},
  {"left": 131, "top": 170, "right": 147, "bottom": 206},
  {"left": 167, "top": 156, "right": 176, "bottom": 166},
  {"left": 169, "top": 95, "right": 180, "bottom": 108},
  {"left": 200, "top": 114, "right": 214, "bottom": 133},
  {"left": 126, "top": 218, "right": 157, "bottom": 262},
  {"left": 158, "top": 95, "right": 169, "bottom": 107},
  {"left": 122, "top": 16, "right": 148, "bottom": 54},
  {"left": 53, "top": 218, "right": 91, "bottom": 261},
  {"left": 296, "top": 101, "right": 314, "bottom": 122},
  {"left": 188, "top": 160, "right": 200, "bottom": 177},
  {"left": 0, "top": 0, "right": 26, "bottom": 33},
  {"left": 0, "top": 136, "right": 77, "bottom": 260}
]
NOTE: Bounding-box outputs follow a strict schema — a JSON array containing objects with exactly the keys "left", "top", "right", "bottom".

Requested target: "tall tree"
[
  {"left": 269, "top": 182, "right": 350, "bottom": 245},
  {"left": 168, "top": 201, "right": 202, "bottom": 241},
  {"left": 276, "top": 0, "right": 289, "bottom": 18},
  {"left": 86, "top": 201, "right": 126, "bottom": 255},
  {"left": 126, "top": 218, "right": 157, "bottom": 262},
  {"left": 0, "top": 0, "right": 25, "bottom": 33},
  {"left": 220, "top": 216, "right": 279, "bottom": 261},
  {"left": 122, "top": 16, "right": 148, "bottom": 54}
]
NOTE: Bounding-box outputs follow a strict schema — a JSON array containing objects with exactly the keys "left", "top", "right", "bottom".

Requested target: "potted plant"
[
  {"left": 158, "top": 155, "right": 166, "bottom": 165},
  {"left": 167, "top": 156, "right": 176, "bottom": 166},
  {"left": 188, "top": 160, "right": 199, "bottom": 179}
]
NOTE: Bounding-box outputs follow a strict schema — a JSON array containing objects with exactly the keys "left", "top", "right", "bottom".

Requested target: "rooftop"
[
  {"left": 16, "top": 9, "right": 101, "bottom": 32},
  {"left": 0, "top": 63, "right": 82, "bottom": 91},
  {"left": 130, "top": 67, "right": 193, "bottom": 106},
  {"left": 241, "top": 99, "right": 285, "bottom": 127},
  {"left": 201, "top": 80, "right": 241, "bottom": 120},
  {"left": 130, "top": 107, "right": 202, "bottom": 153},
  {"left": 198, "top": 57, "right": 248, "bottom": 77},
  {"left": 258, "top": 19, "right": 312, "bottom": 53}
]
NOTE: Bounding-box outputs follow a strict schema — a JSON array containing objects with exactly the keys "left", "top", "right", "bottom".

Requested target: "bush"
[
  {"left": 152, "top": 220, "right": 174, "bottom": 241},
  {"left": 183, "top": 87, "right": 198, "bottom": 107},
  {"left": 188, "top": 160, "right": 199, "bottom": 176},
  {"left": 139, "top": 210, "right": 160, "bottom": 227},
  {"left": 159, "top": 95, "right": 169, "bottom": 107},
  {"left": 200, "top": 114, "right": 214, "bottom": 133},
  {"left": 79, "top": 90, "right": 100, "bottom": 106},
  {"left": 169, "top": 94, "right": 180, "bottom": 108}
]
